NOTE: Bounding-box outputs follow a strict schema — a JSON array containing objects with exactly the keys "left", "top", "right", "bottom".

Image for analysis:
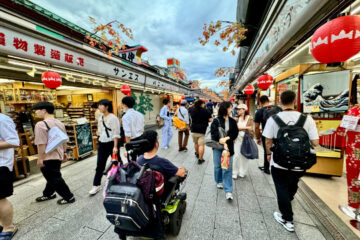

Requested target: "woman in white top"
[
  {"left": 89, "top": 99, "right": 120, "bottom": 195},
  {"left": 233, "top": 104, "right": 254, "bottom": 179}
]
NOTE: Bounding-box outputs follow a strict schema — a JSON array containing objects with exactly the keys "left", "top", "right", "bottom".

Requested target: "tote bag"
[
  {"left": 205, "top": 118, "right": 226, "bottom": 150},
  {"left": 43, "top": 121, "right": 69, "bottom": 154},
  {"left": 240, "top": 131, "right": 258, "bottom": 159}
]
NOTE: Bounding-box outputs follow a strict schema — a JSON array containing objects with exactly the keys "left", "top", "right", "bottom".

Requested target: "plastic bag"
[
  {"left": 240, "top": 131, "right": 259, "bottom": 159},
  {"left": 221, "top": 150, "right": 230, "bottom": 169}
]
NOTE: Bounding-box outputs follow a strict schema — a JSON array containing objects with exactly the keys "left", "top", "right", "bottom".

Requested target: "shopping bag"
[
  {"left": 221, "top": 150, "right": 230, "bottom": 169},
  {"left": 240, "top": 131, "right": 258, "bottom": 159},
  {"left": 205, "top": 118, "right": 226, "bottom": 150},
  {"left": 44, "top": 121, "right": 69, "bottom": 154}
]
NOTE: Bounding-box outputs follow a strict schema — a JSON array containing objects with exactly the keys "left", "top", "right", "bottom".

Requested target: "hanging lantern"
[
  {"left": 181, "top": 95, "right": 185, "bottom": 100},
  {"left": 121, "top": 85, "right": 131, "bottom": 96},
  {"left": 229, "top": 97, "right": 235, "bottom": 101},
  {"left": 244, "top": 85, "right": 255, "bottom": 95},
  {"left": 310, "top": 15, "right": 360, "bottom": 63},
  {"left": 257, "top": 74, "right": 273, "bottom": 90},
  {"left": 41, "top": 71, "right": 62, "bottom": 89}
]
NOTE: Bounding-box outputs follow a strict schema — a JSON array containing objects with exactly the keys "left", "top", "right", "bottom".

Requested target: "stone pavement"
[{"left": 10, "top": 127, "right": 330, "bottom": 240}]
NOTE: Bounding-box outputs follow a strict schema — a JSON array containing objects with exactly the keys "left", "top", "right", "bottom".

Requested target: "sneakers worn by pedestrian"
[
  {"left": 238, "top": 173, "right": 245, "bottom": 178},
  {"left": 57, "top": 197, "right": 75, "bottom": 205},
  {"left": 89, "top": 186, "right": 101, "bottom": 195},
  {"left": 216, "top": 183, "right": 224, "bottom": 189},
  {"left": 273, "top": 212, "right": 294, "bottom": 232},
  {"left": 197, "top": 159, "right": 205, "bottom": 164},
  {"left": 183, "top": 147, "right": 188, "bottom": 152},
  {"left": 264, "top": 169, "right": 271, "bottom": 175},
  {"left": 35, "top": 193, "right": 56, "bottom": 202},
  {"left": 178, "top": 148, "right": 184, "bottom": 152},
  {"left": 232, "top": 174, "right": 238, "bottom": 180},
  {"left": 225, "top": 192, "right": 233, "bottom": 200},
  {"left": 195, "top": 152, "right": 199, "bottom": 159}
]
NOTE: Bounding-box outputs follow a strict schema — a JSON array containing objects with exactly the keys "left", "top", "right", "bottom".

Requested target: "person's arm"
[
  {"left": 265, "top": 138, "right": 273, "bottom": 162},
  {"left": 247, "top": 117, "right": 254, "bottom": 138},
  {"left": 111, "top": 117, "right": 121, "bottom": 154},
  {"left": 37, "top": 144, "right": 46, "bottom": 167},
  {"left": 160, "top": 107, "right": 168, "bottom": 120},
  {"left": 311, "top": 140, "right": 319, "bottom": 147},
  {"left": 210, "top": 119, "right": 220, "bottom": 141},
  {"left": 175, "top": 167, "right": 186, "bottom": 177},
  {"left": 122, "top": 115, "right": 132, "bottom": 142},
  {"left": 255, "top": 123, "right": 262, "bottom": 144},
  {"left": 0, "top": 119, "right": 20, "bottom": 149}
]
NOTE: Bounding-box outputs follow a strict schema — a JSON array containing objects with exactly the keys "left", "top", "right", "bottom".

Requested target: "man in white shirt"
[
  {"left": 0, "top": 113, "right": 19, "bottom": 238},
  {"left": 121, "top": 96, "right": 144, "bottom": 143},
  {"left": 177, "top": 100, "right": 190, "bottom": 152},
  {"left": 262, "top": 90, "right": 319, "bottom": 233}
]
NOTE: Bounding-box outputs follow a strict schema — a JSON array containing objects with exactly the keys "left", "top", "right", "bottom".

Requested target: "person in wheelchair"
[{"left": 137, "top": 130, "right": 186, "bottom": 181}]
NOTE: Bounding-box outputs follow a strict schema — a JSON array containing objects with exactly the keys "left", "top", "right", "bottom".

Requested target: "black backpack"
[
  {"left": 271, "top": 114, "right": 316, "bottom": 170},
  {"left": 263, "top": 106, "right": 282, "bottom": 125}
]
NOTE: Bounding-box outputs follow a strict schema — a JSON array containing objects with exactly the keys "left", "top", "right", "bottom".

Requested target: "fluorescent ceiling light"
[{"left": 0, "top": 79, "right": 15, "bottom": 83}]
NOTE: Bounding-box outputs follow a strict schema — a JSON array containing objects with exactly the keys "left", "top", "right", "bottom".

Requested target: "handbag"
[
  {"left": 240, "top": 130, "right": 259, "bottom": 159},
  {"left": 205, "top": 118, "right": 226, "bottom": 150},
  {"left": 156, "top": 114, "right": 164, "bottom": 128},
  {"left": 173, "top": 108, "right": 187, "bottom": 130},
  {"left": 43, "top": 121, "right": 69, "bottom": 154}
]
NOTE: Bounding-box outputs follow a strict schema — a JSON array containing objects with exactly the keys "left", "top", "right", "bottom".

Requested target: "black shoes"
[
  {"left": 259, "top": 166, "right": 270, "bottom": 174},
  {"left": 197, "top": 159, "right": 205, "bottom": 164},
  {"left": 195, "top": 153, "right": 199, "bottom": 159},
  {"left": 36, "top": 193, "right": 56, "bottom": 202},
  {"left": 57, "top": 197, "right": 75, "bottom": 205}
]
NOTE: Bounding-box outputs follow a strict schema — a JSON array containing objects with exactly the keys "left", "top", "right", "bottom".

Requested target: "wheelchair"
[{"left": 103, "top": 139, "right": 187, "bottom": 239}]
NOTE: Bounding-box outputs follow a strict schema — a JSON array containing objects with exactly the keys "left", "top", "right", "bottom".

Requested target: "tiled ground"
[{"left": 10, "top": 127, "right": 330, "bottom": 240}]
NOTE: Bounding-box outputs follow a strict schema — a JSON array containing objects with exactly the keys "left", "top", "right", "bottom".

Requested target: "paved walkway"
[{"left": 10, "top": 127, "right": 329, "bottom": 240}]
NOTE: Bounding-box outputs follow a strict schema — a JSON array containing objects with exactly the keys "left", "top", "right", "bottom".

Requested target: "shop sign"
[
  {"left": 0, "top": 26, "right": 182, "bottom": 93},
  {"left": 236, "top": 0, "right": 328, "bottom": 89}
]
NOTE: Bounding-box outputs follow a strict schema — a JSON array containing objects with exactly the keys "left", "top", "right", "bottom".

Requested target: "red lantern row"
[
  {"left": 257, "top": 74, "right": 273, "bottom": 90},
  {"left": 41, "top": 71, "right": 62, "bottom": 89},
  {"left": 311, "top": 15, "right": 360, "bottom": 63},
  {"left": 121, "top": 85, "right": 131, "bottom": 96}
]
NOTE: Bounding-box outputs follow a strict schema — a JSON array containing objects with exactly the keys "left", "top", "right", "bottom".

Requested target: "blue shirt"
[{"left": 137, "top": 155, "right": 178, "bottom": 179}]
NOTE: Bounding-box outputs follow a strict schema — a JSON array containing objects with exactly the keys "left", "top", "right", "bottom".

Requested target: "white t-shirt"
[
  {"left": 0, "top": 114, "right": 20, "bottom": 171},
  {"left": 262, "top": 112, "right": 319, "bottom": 171}
]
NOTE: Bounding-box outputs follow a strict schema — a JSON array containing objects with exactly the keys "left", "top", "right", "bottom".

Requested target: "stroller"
[{"left": 103, "top": 139, "right": 187, "bottom": 239}]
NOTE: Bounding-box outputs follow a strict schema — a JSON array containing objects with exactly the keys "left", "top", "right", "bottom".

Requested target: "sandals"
[
  {"left": 35, "top": 193, "right": 56, "bottom": 202},
  {"left": 0, "top": 226, "right": 17, "bottom": 240},
  {"left": 57, "top": 197, "right": 75, "bottom": 205}
]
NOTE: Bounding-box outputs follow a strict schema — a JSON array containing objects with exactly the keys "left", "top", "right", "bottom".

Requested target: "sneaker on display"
[
  {"left": 232, "top": 174, "right": 238, "bottom": 180},
  {"left": 216, "top": 183, "right": 224, "bottom": 189},
  {"left": 89, "top": 186, "right": 101, "bottom": 195},
  {"left": 273, "top": 212, "right": 294, "bottom": 232},
  {"left": 225, "top": 192, "right": 233, "bottom": 200}
]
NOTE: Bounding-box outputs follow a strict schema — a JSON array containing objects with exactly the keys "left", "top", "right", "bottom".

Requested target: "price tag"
[
  {"left": 340, "top": 115, "right": 360, "bottom": 130},
  {"left": 312, "top": 105, "right": 320, "bottom": 112}
]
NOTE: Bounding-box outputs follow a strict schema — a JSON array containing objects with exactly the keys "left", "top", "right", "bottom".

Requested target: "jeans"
[
  {"left": 93, "top": 141, "right": 119, "bottom": 186},
  {"left": 262, "top": 137, "right": 269, "bottom": 171},
  {"left": 161, "top": 121, "right": 173, "bottom": 148},
  {"left": 213, "top": 149, "right": 233, "bottom": 193},
  {"left": 41, "top": 160, "right": 73, "bottom": 201},
  {"left": 271, "top": 166, "right": 305, "bottom": 222}
]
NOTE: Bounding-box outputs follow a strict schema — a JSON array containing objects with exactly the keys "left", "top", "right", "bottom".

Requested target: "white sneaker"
[
  {"left": 273, "top": 212, "right": 294, "bottom": 232},
  {"left": 89, "top": 186, "right": 101, "bottom": 195},
  {"left": 225, "top": 192, "right": 233, "bottom": 200},
  {"left": 216, "top": 183, "right": 224, "bottom": 189},
  {"left": 238, "top": 173, "right": 245, "bottom": 178},
  {"left": 163, "top": 146, "right": 168, "bottom": 150},
  {"left": 232, "top": 174, "right": 238, "bottom": 179}
]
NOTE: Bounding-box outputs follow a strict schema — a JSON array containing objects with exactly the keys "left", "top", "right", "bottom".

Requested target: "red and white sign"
[
  {"left": 257, "top": 74, "right": 273, "bottom": 90},
  {"left": 244, "top": 85, "right": 255, "bottom": 95},
  {"left": 311, "top": 15, "right": 360, "bottom": 63},
  {"left": 41, "top": 71, "right": 62, "bottom": 89}
]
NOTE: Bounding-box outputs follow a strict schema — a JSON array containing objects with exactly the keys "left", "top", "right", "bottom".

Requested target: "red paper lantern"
[
  {"left": 41, "top": 71, "right": 62, "bottom": 89},
  {"left": 181, "top": 95, "right": 185, "bottom": 100},
  {"left": 121, "top": 85, "right": 131, "bottom": 96},
  {"left": 257, "top": 74, "right": 273, "bottom": 90},
  {"left": 244, "top": 85, "right": 255, "bottom": 95},
  {"left": 310, "top": 15, "right": 360, "bottom": 63}
]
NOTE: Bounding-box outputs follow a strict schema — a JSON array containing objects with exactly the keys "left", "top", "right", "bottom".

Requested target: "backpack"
[
  {"left": 103, "top": 161, "right": 152, "bottom": 231},
  {"left": 263, "top": 106, "right": 282, "bottom": 125},
  {"left": 271, "top": 114, "right": 316, "bottom": 170}
]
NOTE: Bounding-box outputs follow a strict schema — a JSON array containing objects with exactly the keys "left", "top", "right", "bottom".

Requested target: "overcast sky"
[{"left": 31, "top": 0, "right": 237, "bottom": 92}]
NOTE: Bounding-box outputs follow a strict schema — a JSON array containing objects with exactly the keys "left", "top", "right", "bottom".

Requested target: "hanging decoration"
[
  {"left": 310, "top": 15, "right": 360, "bottom": 63},
  {"left": 257, "top": 74, "right": 273, "bottom": 90},
  {"left": 244, "top": 85, "right": 255, "bottom": 110},
  {"left": 181, "top": 95, "right": 185, "bottom": 100},
  {"left": 41, "top": 71, "right": 62, "bottom": 89},
  {"left": 121, "top": 85, "right": 131, "bottom": 96}
]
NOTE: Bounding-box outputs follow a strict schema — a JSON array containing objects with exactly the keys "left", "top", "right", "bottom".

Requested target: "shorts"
[
  {"left": 0, "top": 167, "right": 13, "bottom": 199},
  {"left": 191, "top": 133, "right": 205, "bottom": 145}
]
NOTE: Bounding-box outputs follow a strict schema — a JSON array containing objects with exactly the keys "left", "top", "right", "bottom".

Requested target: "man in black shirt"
[
  {"left": 190, "top": 100, "right": 212, "bottom": 164},
  {"left": 254, "top": 95, "right": 271, "bottom": 174}
]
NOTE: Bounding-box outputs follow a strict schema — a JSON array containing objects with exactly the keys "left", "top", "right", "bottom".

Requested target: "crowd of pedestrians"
[{"left": 0, "top": 90, "right": 320, "bottom": 238}]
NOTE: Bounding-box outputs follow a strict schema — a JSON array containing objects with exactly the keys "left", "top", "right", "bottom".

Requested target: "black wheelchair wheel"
[{"left": 168, "top": 200, "right": 186, "bottom": 235}]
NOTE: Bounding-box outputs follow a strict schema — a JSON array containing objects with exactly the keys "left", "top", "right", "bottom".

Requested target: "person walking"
[
  {"left": 255, "top": 95, "right": 281, "bottom": 174},
  {"left": 89, "top": 99, "right": 120, "bottom": 195},
  {"left": 160, "top": 99, "right": 173, "bottom": 149},
  {"left": 177, "top": 100, "right": 190, "bottom": 152},
  {"left": 210, "top": 102, "right": 239, "bottom": 200},
  {"left": 190, "top": 100, "right": 212, "bottom": 164},
  {"left": 121, "top": 96, "right": 144, "bottom": 143},
  {"left": 0, "top": 113, "right": 19, "bottom": 239},
  {"left": 206, "top": 99, "right": 213, "bottom": 113},
  {"left": 263, "top": 90, "right": 319, "bottom": 232},
  {"left": 33, "top": 102, "right": 75, "bottom": 205},
  {"left": 213, "top": 102, "right": 219, "bottom": 118},
  {"left": 232, "top": 104, "right": 254, "bottom": 179}
]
